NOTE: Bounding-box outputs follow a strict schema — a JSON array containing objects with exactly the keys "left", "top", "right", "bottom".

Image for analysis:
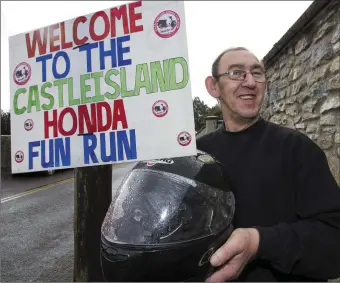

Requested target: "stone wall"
[{"left": 261, "top": 0, "right": 340, "bottom": 185}]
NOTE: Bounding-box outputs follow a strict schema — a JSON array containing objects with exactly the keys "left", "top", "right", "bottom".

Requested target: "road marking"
[{"left": 1, "top": 178, "right": 74, "bottom": 204}]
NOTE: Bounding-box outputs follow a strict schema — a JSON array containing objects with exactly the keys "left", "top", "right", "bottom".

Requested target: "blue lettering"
[
  {"left": 52, "top": 51, "right": 70, "bottom": 79},
  {"left": 79, "top": 42, "right": 98, "bottom": 73},
  {"left": 100, "top": 132, "right": 117, "bottom": 162},
  {"left": 41, "top": 139, "right": 54, "bottom": 168},
  {"left": 99, "top": 38, "right": 117, "bottom": 70},
  {"left": 28, "top": 141, "right": 41, "bottom": 169},
  {"left": 36, "top": 54, "right": 52, "bottom": 82},
  {"left": 83, "top": 134, "right": 99, "bottom": 164},
  {"left": 55, "top": 137, "right": 71, "bottom": 167},
  {"left": 117, "top": 35, "right": 131, "bottom": 67},
  {"left": 117, "top": 129, "right": 137, "bottom": 160}
]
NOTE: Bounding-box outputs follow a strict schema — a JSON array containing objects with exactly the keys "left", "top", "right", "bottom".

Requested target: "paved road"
[{"left": 1, "top": 162, "right": 137, "bottom": 282}]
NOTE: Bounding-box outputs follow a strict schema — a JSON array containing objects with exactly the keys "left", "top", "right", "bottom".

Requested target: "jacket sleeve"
[{"left": 255, "top": 134, "right": 340, "bottom": 280}]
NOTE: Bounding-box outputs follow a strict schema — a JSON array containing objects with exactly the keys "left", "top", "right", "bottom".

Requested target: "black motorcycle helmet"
[{"left": 100, "top": 150, "right": 235, "bottom": 282}]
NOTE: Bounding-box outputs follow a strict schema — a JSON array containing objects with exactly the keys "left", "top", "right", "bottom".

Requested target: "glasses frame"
[{"left": 214, "top": 70, "right": 266, "bottom": 83}]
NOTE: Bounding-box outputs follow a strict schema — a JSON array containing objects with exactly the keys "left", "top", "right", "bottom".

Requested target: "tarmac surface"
[{"left": 1, "top": 162, "right": 136, "bottom": 282}]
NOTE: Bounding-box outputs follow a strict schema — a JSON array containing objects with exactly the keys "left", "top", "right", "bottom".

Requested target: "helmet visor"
[{"left": 102, "top": 169, "right": 234, "bottom": 246}]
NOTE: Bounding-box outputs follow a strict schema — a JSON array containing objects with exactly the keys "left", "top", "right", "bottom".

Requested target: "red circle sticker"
[
  {"left": 24, "top": 119, "right": 34, "bottom": 131},
  {"left": 152, "top": 100, "right": 168, "bottom": 117},
  {"left": 15, "top": 151, "right": 24, "bottom": 163},
  {"left": 154, "top": 10, "right": 181, "bottom": 38},
  {"left": 177, "top": 131, "right": 192, "bottom": 146},
  {"left": 13, "top": 62, "right": 31, "bottom": 85}
]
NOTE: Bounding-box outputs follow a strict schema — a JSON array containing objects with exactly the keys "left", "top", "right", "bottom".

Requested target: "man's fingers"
[
  {"left": 206, "top": 263, "right": 238, "bottom": 282},
  {"left": 210, "top": 232, "right": 240, "bottom": 266}
]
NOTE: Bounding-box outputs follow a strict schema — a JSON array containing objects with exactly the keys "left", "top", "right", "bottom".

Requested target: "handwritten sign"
[{"left": 9, "top": 1, "right": 196, "bottom": 174}]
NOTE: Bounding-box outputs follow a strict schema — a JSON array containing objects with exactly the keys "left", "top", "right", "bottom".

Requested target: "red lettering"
[
  {"left": 60, "top": 22, "right": 73, "bottom": 49},
  {"left": 25, "top": 28, "right": 48, "bottom": 58},
  {"left": 78, "top": 104, "right": 97, "bottom": 134},
  {"left": 44, "top": 110, "right": 58, "bottom": 139},
  {"left": 58, "top": 108, "right": 77, "bottom": 136},
  {"left": 129, "top": 1, "right": 143, "bottom": 33},
  {"left": 110, "top": 5, "right": 129, "bottom": 38},
  {"left": 89, "top": 11, "right": 110, "bottom": 41},
  {"left": 73, "top": 16, "right": 88, "bottom": 46},
  {"left": 97, "top": 102, "right": 112, "bottom": 132},
  {"left": 112, "top": 99, "right": 128, "bottom": 130},
  {"left": 49, "top": 24, "right": 60, "bottom": 53}
]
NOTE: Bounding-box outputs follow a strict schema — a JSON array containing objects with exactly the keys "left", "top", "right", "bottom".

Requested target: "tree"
[
  {"left": 207, "top": 103, "right": 223, "bottom": 120},
  {"left": 1, "top": 110, "right": 11, "bottom": 135},
  {"left": 193, "top": 96, "right": 209, "bottom": 131}
]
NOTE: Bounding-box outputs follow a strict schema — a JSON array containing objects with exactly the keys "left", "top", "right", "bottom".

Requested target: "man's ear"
[{"left": 205, "top": 76, "right": 220, "bottom": 99}]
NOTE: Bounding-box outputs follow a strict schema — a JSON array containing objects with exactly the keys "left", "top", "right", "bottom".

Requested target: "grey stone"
[
  {"left": 286, "top": 96, "right": 297, "bottom": 105},
  {"left": 332, "top": 42, "right": 340, "bottom": 54},
  {"left": 307, "top": 63, "right": 330, "bottom": 86},
  {"left": 296, "top": 49, "right": 312, "bottom": 66},
  {"left": 316, "top": 8, "right": 335, "bottom": 27},
  {"left": 270, "top": 114, "right": 282, "bottom": 125},
  {"left": 309, "top": 81, "right": 328, "bottom": 99},
  {"left": 314, "top": 21, "right": 336, "bottom": 43},
  {"left": 320, "top": 113, "right": 338, "bottom": 125},
  {"left": 331, "top": 23, "right": 340, "bottom": 44},
  {"left": 273, "top": 101, "right": 286, "bottom": 113},
  {"left": 307, "top": 134, "right": 318, "bottom": 141},
  {"left": 337, "top": 147, "right": 340, "bottom": 158},
  {"left": 288, "top": 67, "right": 303, "bottom": 82},
  {"left": 306, "top": 124, "right": 319, "bottom": 133},
  {"left": 302, "top": 113, "right": 320, "bottom": 121},
  {"left": 286, "top": 104, "right": 300, "bottom": 116},
  {"left": 302, "top": 99, "right": 318, "bottom": 113},
  {"left": 269, "top": 72, "right": 280, "bottom": 82},
  {"left": 320, "top": 95, "right": 340, "bottom": 114},
  {"left": 318, "top": 134, "right": 333, "bottom": 149},
  {"left": 323, "top": 126, "right": 337, "bottom": 134},
  {"left": 311, "top": 43, "right": 335, "bottom": 68},
  {"left": 279, "top": 78, "right": 289, "bottom": 90},
  {"left": 280, "top": 68, "right": 290, "bottom": 79},
  {"left": 295, "top": 36, "right": 312, "bottom": 55},
  {"left": 329, "top": 74, "right": 340, "bottom": 90},
  {"left": 335, "top": 132, "right": 340, "bottom": 144},
  {"left": 281, "top": 116, "right": 295, "bottom": 129},
  {"left": 330, "top": 58, "right": 340, "bottom": 74},
  {"left": 294, "top": 115, "right": 302, "bottom": 124},
  {"left": 296, "top": 91, "right": 308, "bottom": 103},
  {"left": 295, "top": 123, "right": 305, "bottom": 129}
]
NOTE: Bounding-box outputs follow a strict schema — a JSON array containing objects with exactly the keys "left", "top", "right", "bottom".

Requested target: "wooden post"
[{"left": 73, "top": 165, "right": 112, "bottom": 282}]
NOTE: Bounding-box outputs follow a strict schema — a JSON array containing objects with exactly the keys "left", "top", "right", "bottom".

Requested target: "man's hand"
[{"left": 206, "top": 228, "right": 260, "bottom": 282}]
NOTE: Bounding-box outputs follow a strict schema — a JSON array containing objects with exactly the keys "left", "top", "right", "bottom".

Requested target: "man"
[{"left": 196, "top": 47, "right": 340, "bottom": 282}]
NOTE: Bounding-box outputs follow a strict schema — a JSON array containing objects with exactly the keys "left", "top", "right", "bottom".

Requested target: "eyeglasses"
[{"left": 214, "top": 69, "right": 266, "bottom": 83}]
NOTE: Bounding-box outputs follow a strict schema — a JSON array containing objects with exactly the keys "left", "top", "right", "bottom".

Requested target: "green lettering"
[
  {"left": 120, "top": 67, "right": 134, "bottom": 98},
  {"left": 27, "top": 85, "right": 41, "bottom": 113},
  {"left": 41, "top": 82, "right": 54, "bottom": 111},
  {"left": 13, "top": 88, "right": 27, "bottom": 115},
  {"left": 104, "top": 69, "right": 121, "bottom": 100},
  {"left": 135, "top": 63, "right": 151, "bottom": 95},
  {"left": 151, "top": 60, "right": 169, "bottom": 93},
  {"left": 169, "top": 57, "right": 189, "bottom": 90},
  {"left": 68, "top": 77, "right": 79, "bottom": 106},
  {"left": 80, "top": 74, "right": 92, "bottom": 104},
  {"left": 91, "top": 72, "right": 105, "bottom": 102},
  {"left": 53, "top": 78, "right": 68, "bottom": 108}
]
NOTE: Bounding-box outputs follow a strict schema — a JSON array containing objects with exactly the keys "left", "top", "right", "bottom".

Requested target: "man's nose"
[{"left": 242, "top": 73, "right": 257, "bottom": 88}]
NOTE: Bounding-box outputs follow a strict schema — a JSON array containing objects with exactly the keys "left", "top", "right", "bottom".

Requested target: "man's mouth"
[{"left": 239, "top": 94, "right": 256, "bottom": 100}]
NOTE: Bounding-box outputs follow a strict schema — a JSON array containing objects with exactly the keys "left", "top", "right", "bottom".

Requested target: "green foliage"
[
  {"left": 1, "top": 110, "right": 11, "bottom": 135},
  {"left": 192, "top": 96, "right": 222, "bottom": 131}
]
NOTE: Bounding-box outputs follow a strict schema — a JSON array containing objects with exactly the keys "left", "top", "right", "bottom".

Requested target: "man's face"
[{"left": 214, "top": 50, "right": 266, "bottom": 119}]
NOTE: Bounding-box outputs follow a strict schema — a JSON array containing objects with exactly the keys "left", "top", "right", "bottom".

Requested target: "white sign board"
[{"left": 9, "top": 1, "right": 196, "bottom": 174}]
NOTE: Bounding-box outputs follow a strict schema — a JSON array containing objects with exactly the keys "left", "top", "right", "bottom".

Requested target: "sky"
[{"left": 1, "top": 1, "right": 313, "bottom": 111}]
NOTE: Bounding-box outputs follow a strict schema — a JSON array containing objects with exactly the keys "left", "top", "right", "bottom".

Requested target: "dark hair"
[{"left": 211, "top": 47, "right": 251, "bottom": 78}]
